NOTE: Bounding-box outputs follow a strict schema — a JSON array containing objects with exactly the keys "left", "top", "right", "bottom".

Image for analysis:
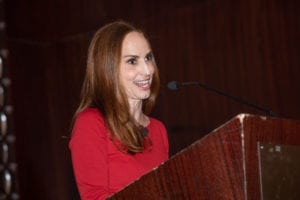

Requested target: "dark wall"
[{"left": 4, "top": 0, "right": 300, "bottom": 199}]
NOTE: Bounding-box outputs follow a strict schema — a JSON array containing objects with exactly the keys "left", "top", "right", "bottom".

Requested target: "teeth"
[
  {"left": 134, "top": 80, "right": 151, "bottom": 87},
  {"left": 134, "top": 80, "right": 149, "bottom": 84}
]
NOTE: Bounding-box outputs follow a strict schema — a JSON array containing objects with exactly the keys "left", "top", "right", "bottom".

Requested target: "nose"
[{"left": 141, "top": 60, "right": 153, "bottom": 75}]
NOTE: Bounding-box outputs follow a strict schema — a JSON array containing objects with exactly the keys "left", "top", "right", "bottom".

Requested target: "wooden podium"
[{"left": 109, "top": 114, "right": 300, "bottom": 199}]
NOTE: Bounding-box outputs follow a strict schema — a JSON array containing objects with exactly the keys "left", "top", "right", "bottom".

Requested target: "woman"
[{"left": 69, "top": 21, "right": 169, "bottom": 200}]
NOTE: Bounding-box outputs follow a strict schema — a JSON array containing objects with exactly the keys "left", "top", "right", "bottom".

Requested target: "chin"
[{"left": 140, "top": 93, "right": 150, "bottom": 100}]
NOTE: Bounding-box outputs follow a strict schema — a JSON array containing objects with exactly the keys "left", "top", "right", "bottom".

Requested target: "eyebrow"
[
  {"left": 123, "top": 51, "right": 153, "bottom": 58},
  {"left": 123, "top": 55, "right": 139, "bottom": 58}
]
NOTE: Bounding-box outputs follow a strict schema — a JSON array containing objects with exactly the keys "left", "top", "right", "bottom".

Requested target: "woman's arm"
[{"left": 69, "top": 109, "right": 110, "bottom": 200}]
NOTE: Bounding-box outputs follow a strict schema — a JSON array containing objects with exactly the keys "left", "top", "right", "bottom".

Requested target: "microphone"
[
  {"left": 167, "top": 81, "right": 278, "bottom": 117},
  {"left": 140, "top": 127, "right": 149, "bottom": 137}
]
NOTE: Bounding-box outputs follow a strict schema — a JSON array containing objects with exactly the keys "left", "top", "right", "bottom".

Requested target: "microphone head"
[
  {"left": 167, "top": 81, "right": 179, "bottom": 90},
  {"left": 140, "top": 127, "right": 148, "bottom": 137}
]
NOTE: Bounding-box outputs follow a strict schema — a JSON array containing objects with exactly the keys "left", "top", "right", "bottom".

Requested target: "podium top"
[{"left": 110, "top": 113, "right": 300, "bottom": 200}]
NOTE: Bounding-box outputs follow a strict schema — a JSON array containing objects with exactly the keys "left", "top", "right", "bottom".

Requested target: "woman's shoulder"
[
  {"left": 70, "top": 108, "right": 108, "bottom": 149},
  {"left": 74, "top": 108, "right": 105, "bottom": 127},
  {"left": 148, "top": 117, "right": 166, "bottom": 129},
  {"left": 71, "top": 108, "right": 107, "bottom": 138},
  {"left": 148, "top": 117, "right": 169, "bottom": 154},
  {"left": 76, "top": 108, "right": 103, "bottom": 120}
]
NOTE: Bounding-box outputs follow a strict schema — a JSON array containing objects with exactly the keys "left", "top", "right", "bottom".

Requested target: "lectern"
[{"left": 109, "top": 114, "right": 300, "bottom": 199}]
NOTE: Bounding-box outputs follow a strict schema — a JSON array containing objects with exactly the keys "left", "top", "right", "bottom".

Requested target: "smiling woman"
[
  {"left": 119, "top": 32, "right": 155, "bottom": 105},
  {"left": 69, "top": 21, "right": 169, "bottom": 200}
]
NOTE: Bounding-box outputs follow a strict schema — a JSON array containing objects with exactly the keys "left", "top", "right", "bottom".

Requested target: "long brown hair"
[{"left": 75, "top": 21, "right": 160, "bottom": 153}]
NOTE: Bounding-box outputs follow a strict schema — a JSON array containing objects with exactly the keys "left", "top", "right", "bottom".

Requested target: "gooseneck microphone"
[{"left": 167, "top": 81, "right": 277, "bottom": 117}]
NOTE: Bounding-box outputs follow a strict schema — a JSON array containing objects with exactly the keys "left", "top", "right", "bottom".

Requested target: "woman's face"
[{"left": 119, "top": 31, "right": 155, "bottom": 102}]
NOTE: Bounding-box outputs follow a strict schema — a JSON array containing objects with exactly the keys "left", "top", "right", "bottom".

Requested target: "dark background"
[{"left": 3, "top": 0, "right": 300, "bottom": 199}]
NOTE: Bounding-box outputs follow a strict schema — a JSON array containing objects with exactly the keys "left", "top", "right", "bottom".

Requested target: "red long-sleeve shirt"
[{"left": 69, "top": 108, "right": 169, "bottom": 200}]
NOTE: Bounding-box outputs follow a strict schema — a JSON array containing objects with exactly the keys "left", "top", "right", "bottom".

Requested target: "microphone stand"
[{"left": 169, "top": 81, "right": 278, "bottom": 117}]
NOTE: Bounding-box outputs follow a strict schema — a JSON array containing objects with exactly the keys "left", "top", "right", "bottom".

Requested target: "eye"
[
  {"left": 127, "top": 58, "right": 137, "bottom": 65},
  {"left": 145, "top": 53, "right": 153, "bottom": 62}
]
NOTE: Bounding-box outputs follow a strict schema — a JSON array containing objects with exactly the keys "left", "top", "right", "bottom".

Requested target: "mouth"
[{"left": 133, "top": 79, "right": 152, "bottom": 89}]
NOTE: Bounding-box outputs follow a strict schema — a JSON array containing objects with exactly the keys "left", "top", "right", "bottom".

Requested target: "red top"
[{"left": 69, "top": 108, "right": 169, "bottom": 200}]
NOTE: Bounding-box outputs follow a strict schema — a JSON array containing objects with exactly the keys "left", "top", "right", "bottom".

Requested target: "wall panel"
[{"left": 4, "top": 0, "right": 300, "bottom": 199}]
